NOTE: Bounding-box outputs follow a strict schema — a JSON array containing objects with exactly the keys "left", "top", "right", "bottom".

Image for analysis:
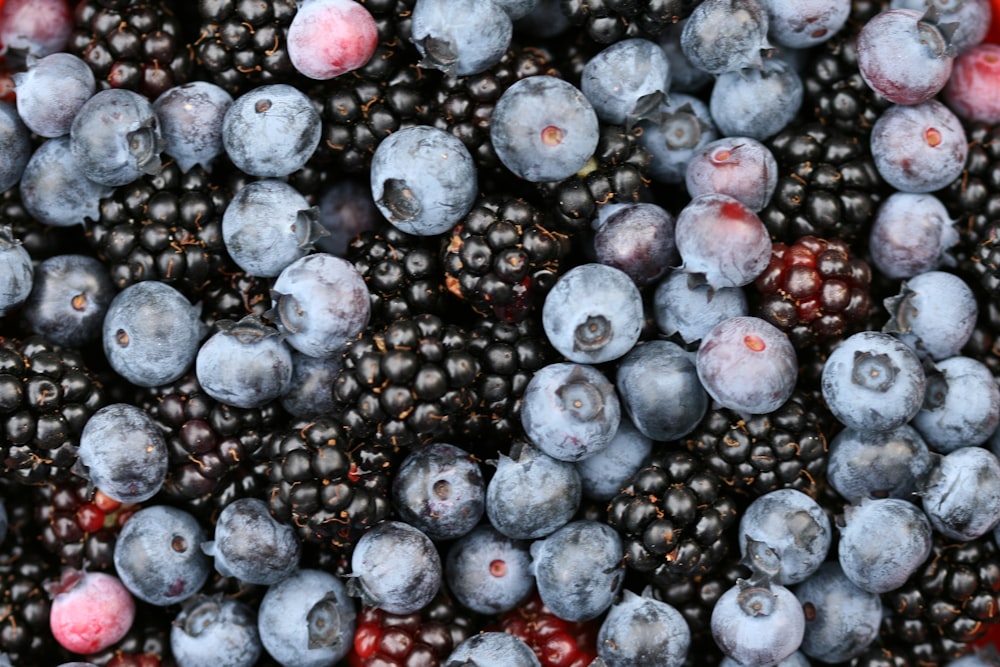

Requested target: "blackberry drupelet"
[
  {"left": 68, "top": 0, "right": 194, "bottom": 100},
  {"left": 1, "top": 188, "right": 88, "bottom": 262},
  {"left": 608, "top": 450, "right": 740, "bottom": 580},
  {"left": 348, "top": 223, "right": 450, "bottom": 327},
  {"left": 759, "top": 121, "right": 887, "bottom": 243},
  {"left": 198, "top": 266, "right": 273, "bottom": 333},
  {"left": 0, "top": 336, "right": 108, "bottom": 486},
  {"left": 488, "top": 592, "right": 600, "bottom": 667},
  {"left": 442, "top": 195, "right": 571, "bottom": 323},
  {"left": 333, "top": 314, "right": 481, "bottom": 451},
  {"left": 264, "top": 417, "right": 396, "bottom": 561},
  {"left": 559, "top": 0, "right": 704, "bottom": 44}
]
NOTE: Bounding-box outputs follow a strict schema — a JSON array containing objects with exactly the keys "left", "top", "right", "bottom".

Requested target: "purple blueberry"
[
  {"left": 913, "top": 356, "right": 1000, "bottom": 452},
  {"left": 685, "top": 136, "right": 778, "bottom": 212},
  {"left": 792, "top": 561, "right": 882, "bottom": 663},
  {"left": 638, "top": 93, "right": 718, "bottom": 184},
  {"left": 870, "top": 100, "right": 968, "bottom": 193},
  {"left": 19, "top": 136, "right": 114, "bottom": 227},
  {"left": 681, "top": 0, "right": 772, "bottom": 74},
  {"left": 827, "top": 424, "right": 934, "bottom": 502},
  {"left": 709, "top": 57, "right": 804, "bottom": 141},
  {"left": 22, "top": 254, "right": 114, "bottom": 347},
  {"left": 868, "top": 192, "right": 959, "bottom": 279},
  {"left": 592, "top": 203, "right": 678, "bottom": 287}
]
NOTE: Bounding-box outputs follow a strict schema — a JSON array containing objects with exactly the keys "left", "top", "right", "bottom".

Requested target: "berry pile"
[{"left": 4, "top": 0, "right": 1000, "bottom": 665}]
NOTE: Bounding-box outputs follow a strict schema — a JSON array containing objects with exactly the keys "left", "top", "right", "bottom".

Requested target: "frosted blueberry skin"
[
  {"left": 597, "top": 590, "right": 691, "bottom": 667},
  {"left": 696, "top": 316, "right": 798, "bottom": 417},
  {"left": 315, "top": 179, "right": 380, "bottom": 256},
  {"left": 102, "top": 281, "right": 206, "bottom": 387},
  {"left": 270, "top": 253, "right": 372, "bottom": 359},
  {"left": 520, "top": 362, "right": 621, "bottom": 462},
  {"left": 22, "top": 254, "right": 114, "bottom": 347},
  {"left": 653, "top": 271, "right": 748, "bottom": 345},
  {"left": 685, "top": 136, "right": 778, "bottom": 212},
  {"left": 709, "top": 57, "right": 804, "bottom": 141},
  {"left": 171, "top": 595, "right": 262, "bottom": 667},
  {"left": 0, "top": 228, "right": 32, "bottom": 317},
  {"left": 0, "top": 101, "right": 31, "bottom": 193},
  {"left": 884, "top": 270, "right": 978, "bottom": 362},
  {"left": 837, "top": 497, "right": 933, "bottom": 594},
  {"left": 445, "top": 524, "right": 534, "bottom": 614},
  {"left": 542, "top": 263, "right": 643, "bottom": 364},
  {"left": 485, "top": 441, "right": 581, "bottom": 540},
  {"left": 195, "top": 316, "right": 294, "bottom": 409},
  {"left": 447, "top": 632, "right": 541, "bottom": 667},
  {"left": 870, "top": 100, "right": 968, "bottom": 193},
  {"left": 792, "top": 561, "right": 882, "bottom": 663},
  {"left": 280, "top": 352, "right": 342, "bottom": 419},
  {"left": 581, "top": 38, "right": 671, "bottom": 126},
  {"left": 203, "top": 497, "right": 301, "bottom": 586},
  {"left": 370, "top": 125, "right": 478, "bottom": 235},
  {"left": 391, "top": 442, "right": 485, "bottom": 541},
  {"left": 221, "top": 84, "right": 321, "bottom": 178},
  {"left": 720, "top": 652, "right": 810, "bottom": 667},
  {"left": 19, "top": 136, "right": 114, "bottom": 228},
  {"left": 410, "top": 0, "right": 512, "bottom": 76},
  {"left": 153, "top": 81, "right": 233, "bottom": 172},
  {"left": 593, "top": 203, "right": 678, "bottom": 287},
  {"left": 681, "top": 0, "right": 771, "bottom": 74},
  {"left": 821, "top": 330, "right": 926, "bottom": 433},
  {"left": 13, "top": 53, "right": 95, "bottom": 138},
  {"left": 921, "top": 446, "right": 1000, "bottom": 541},
  {"left": 530, "top": 520, "right": 625, "bottom": 622},
  {"left": 762, "top": 0, "right": 850, "bottom": 48},
  {"left": 868, "top": 192, "right": 959, "bottom": 280},
  {"left": 891, "top": 0, "right": 991, "bottom": 55},
  {"left": 638, "top": 93, "right": 718, "bottom": 184},
  {"left": 70, "top": 88, "right": 164, "bottom": 187},
  {"left": 78, "top": 403, "right": 168, "bottom": 504},
  {"left": 490, "top": 75, "right": 600, "bottom": 182},
  {"left": 710, "top": 580, "right": 805, "bottom": 667},
  {"left": 575, "top": 417, "right": 653, "bottom": 501},
  {"left": 113, "top": 505, "right": 211, "bottom": 606},
  {"left": 257, "top": 569, "right": 356, "bottom": 667},
  {"left": 658, "top": 21, "right": 714, "bottom": 93},
  {"left": 913, "top": 356, "right": 1000, "bottom": 453},
  {"left": 738, "top": 489, "right": 831, "bottom": 585},
  {"left": 349, "top": 521, "right": 442, "bottom": 615},
  {"left": 827, "top": 424, "right": 934, "bottom": 503},
  {"left": 616, "top": 340, "right": 707, "bottom": 441}
]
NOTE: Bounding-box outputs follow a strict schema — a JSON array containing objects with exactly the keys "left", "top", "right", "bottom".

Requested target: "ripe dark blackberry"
[
  {"left": 850, "top": 632, "right": 971, "bottom": 667},
  {"left": 85, "top": 161, "right": 243, "bottom": 305},
  {"left": 759, "top": 121, "right": 888, "bottom": 243},
  {"left": 348, "top": 223, "right": 450, "bottom": 327},
  {"left": 0, "top": 336, "right": 108, "bottom": 486},
  {"left": 559, "top": 0, "right": 704, "bottom": 43},
  {"left": 194, "top": 0, "right": 301, "bottom": 96},
  {"left": 68, "top": 0, "right": 194, "bottom": 100},
  {"left": 264, "top": 416, "right": 396, "bottom": 560},
  {"left": 198, "top": 266, "right": 273, "bottom": 333},
  {"left": 1, "top": 188, "right": 88, "bottom": 262},
  {"left": 89, "top": 601, "right": 174, "bottom": 667},
  {"left": 535, "top": 123, "right": 652, "bottom": 234},
  {"left": 442, "top": 196, "right": 571, "bottom": 323},
  {"left": 754, "top": 235, "right": 874, "bottom": 348},
  {"left": 333, "top": 314, "right": 481, "bottom": 451},
  {"left": 487, "top": 592, "right": 600, "bottom": 667},
  {"left": 607, "top": 450, "right": 740, "bottom": 580}
]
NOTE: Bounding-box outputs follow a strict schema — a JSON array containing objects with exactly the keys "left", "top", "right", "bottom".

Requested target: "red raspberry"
[{"left": 489, "top": 593, "right": 599, "bottom": 667}]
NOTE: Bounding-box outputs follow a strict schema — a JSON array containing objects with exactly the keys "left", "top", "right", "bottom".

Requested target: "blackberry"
[
  {"left": 488, "top": 592, "right": 600, "bottom": 667},
  {"left": 198, "top": 266, "right": 273, "bottom": 333},
  {"left": 442, "top": 195, "right": 571, "bottom": 323},
  {"left": 264, "top": 416, "right": 396, "bottom": 560},
  {"left": 678, "top": 387, "right": 834, "bottom": 501},
  {"left": 348, "top": 223, "right": 450, "bottom": 327},
  {"left": 138, "top": 372, "right": 282, "bottom": 524},
  {"left": 0, "top": 336, "right": 108, "bottom": 486},
  {"left": 849, "top": 632, "right": 972, "bottom": 667},
  {"left": 333, "top": 314, "right": 481, "bottom": 451},
  {"left": 194, "top": 0, "right": 301, "bottom": 96},
  {"left": 759, "top": 121, "right": 888, "bottom": 243},
  {"left": 754, "top": 235, "right": 874, "bottom": 348},
  {"left": 89, "top": 602, "right": 174, "bottom": 667},
  {"left": 68, "top": 0, "right": 194, "bottom": 100},
  {"left": 607, "top": 449, "right": 740, "bottom": 580},
  {"left": 559, "top": 0, "right": 704, "bottom": 44},
  {"left": 1, "top": 188, "right": 88, "bottom": 262}
]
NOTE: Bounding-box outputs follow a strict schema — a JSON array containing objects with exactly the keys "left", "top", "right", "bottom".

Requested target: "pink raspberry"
[
  {"left": 944, "top": 42, "right": 1000, "bottom": 123},
  {"left": 287, "top": 0, "right": 379, "bottom": 80},
  {"left": 47, "top": 568, "right": 136, "bottom": 655}
]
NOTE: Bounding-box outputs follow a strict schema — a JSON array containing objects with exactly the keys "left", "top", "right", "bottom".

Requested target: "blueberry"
[
  {"left": 0, "top": 227, "right": 32, "bottom": 317},
  {"left": 637, "top": 93, "right": 718, "bottom": 184},
  {"left": 792, "top": 561, "right": 882, "bottom": 663},
  {"left": 581, "top": 38, "right": 671, "bottom": 126},
  {"left": 913, "top": 356, "right": 1000, "bottom": 453},
  {"left": 78, "top": 403, "right": 168, "bottom": 504},
  {"left": 446, "top": 632, "right": 541, "bottom": 667},
  {"left": 485, "top": 440, "right": 581, "bottom": 539},
  {"left": 315, "top": 179, "right": 380, "bottom": 257},
  {"left": 153, "top": 81, "right": 233, "bottom": 172},
  {"left": 171, "top": 595, "right": 262, "bottom": 667},
  {"left": 410, "top": 0, "right": 513, "bottom": 76},
  {"left": 530, "top": 519, "right": 625, "bottom": 622},
  {"left": 891, "top": 0, "right": 991, "bottom": 55},
  {"left": 616, "top": 340, "right": 708, "bottom": 441},
  {"left": 868, "top": 192, "right": 959, "bottom": 280},
  {"left": 19, "top": 136, "right": 114, "bottom": 228},
  {"left": 681, "top": 0, "right": 771, "bottom": 74},
  {"left": 653, "top": 271, "right": 748, "bottom": 346},
  {"left": 696, "top": 316, "right": 798, "bottom": 417},
  {"left": 70, "top": 88, "right": 163, "bottom": 187},
  {"left": 348, "top": 520, "right": 441, "bottom": 615},
  {"left": 0, "top": 102, "right": 30, "bottom": 194},
  {"left": 821, "top": 330, "right": 926, "bottom": 432},
  {"left": 883, "top": 270, "right": 978, "bottom": 361},
  {"left": 738, "top": 489, "right": 831, "bottom": 585},
  {"left": 22, "top": 254, "right": 114, "bottom": 347},
  {"left": 827, "top": 424, "right": 934, "bottom": 503},
  {"left": 870, "top": 100, "right": 967, "bottom": 193},
  {"left": 762, "top": 0, "right": 850, "bottom": 48},
  {"left": 541, "top": 263, "right": 643, "bottom": 364},
  {"left": 391, "top": 442, "right": 485, "bottom": 541},
  {"left": 221, "top": 84, "right": 321, "bottom": 178},
  {"left": 921, "top": 446, "right": 1000, "bottom": 541},
  {"left": 710, "top": 578, "right": 805, "bottom": 667},
  {"left": 270, "top": 253, "right": 371, "bottom": 359},
  {"left": 658, "top": 21, "right": 715, "bottom": 93},
  {"left": 490, "top": 75, "right": 600, "bottom": 182},
  {"left": 520, "top": 362, "right": 621, "bottom": 462},
  {"left": 592, "top": 203, "right": 678, "bottom": 287},
  {"left": 709, "top": 56, "right": 804, "bottom": 141},
  {"left": 279, "top": 351, "right": 342, "bottom": 419},
  {"left": 685, "top": 136, "right": 778, "bottom": 212},
  {"left": 113, "top": 505, "right": 211, "bottom": 606},
  {"left": 257, "top": 568, "right": 356, "bottom": 667},
  {"left": 202, "top": 497, "right": 300, "bottom": 586},
  {"left": 575, "top": 416, "right": 653, "bottom": 501},
  {"left": 597, "top": 589, "right": 691, "bottom": 667},
  {"left": 102, "top": 281, "right": 207, "bottom": 387},
  {"left": 445, "top": 524, "right": 534, "bottom": 614},
  {"left": 12, "top": 52, "right": 95, "bottom": 138}
]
